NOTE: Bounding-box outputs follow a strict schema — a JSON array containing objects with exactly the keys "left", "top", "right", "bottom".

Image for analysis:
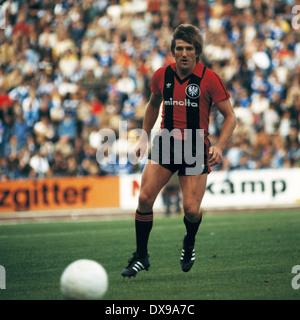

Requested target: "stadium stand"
[{"left": 0, "top": 0, "right": 299, "bottom": 181}]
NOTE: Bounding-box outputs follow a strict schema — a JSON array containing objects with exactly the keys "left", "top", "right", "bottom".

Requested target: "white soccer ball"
[{"left": 60, "top": 259, "right": 108, "bottom": 300}]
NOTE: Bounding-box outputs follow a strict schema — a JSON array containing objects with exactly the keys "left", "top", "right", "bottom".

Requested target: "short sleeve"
[
  {"left": 151, "top": 67, "right": 165, "bottom": 96},
  {"left": 208, "top": 72, "right": 230, "bottom": 103}
]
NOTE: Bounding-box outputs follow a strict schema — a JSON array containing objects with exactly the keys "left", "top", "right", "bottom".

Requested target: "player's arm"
[
  {"left": 209, "top": 98, "right": 237, "bottom": 166},
  {"left": 135, "top": 92, "right": 162, "bottom": 158},
  {"left": 142, "top": 92, "right": 162, "bottom": 136}
]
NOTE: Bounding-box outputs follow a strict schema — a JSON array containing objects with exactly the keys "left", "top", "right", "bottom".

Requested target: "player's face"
[{"left": 173, "top": 39, "right": 198, "bottom": 77}]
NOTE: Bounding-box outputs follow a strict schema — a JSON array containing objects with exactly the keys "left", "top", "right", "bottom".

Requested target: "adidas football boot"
[
  {"left": 180, "top": 234, "right": 195, "bottom": 272},
  {"left": 121, "top": 252, "right": 150, "bottom": 278}
]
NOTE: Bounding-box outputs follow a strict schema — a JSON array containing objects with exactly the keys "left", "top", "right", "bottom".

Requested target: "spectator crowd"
[{"left": 0, "top": 0, "right": 299, "bottom": 180}]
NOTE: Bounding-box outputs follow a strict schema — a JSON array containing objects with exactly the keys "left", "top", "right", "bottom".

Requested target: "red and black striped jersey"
[{"left": 151, "top": 62, "right": 230, "bottom": 139}]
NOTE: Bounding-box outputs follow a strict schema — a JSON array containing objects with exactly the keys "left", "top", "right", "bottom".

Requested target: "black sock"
[
  {"left": 135, "top": 210, "right": 153, "bottom": 258},
  {"left": 183, "top": 214, "right": 202, "bottom": 245}
]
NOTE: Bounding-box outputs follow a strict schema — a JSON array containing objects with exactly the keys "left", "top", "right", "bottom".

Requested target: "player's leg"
[
  {"left": 180, "top": 173, "right": 207, "bottom": 221},
  {"left": 178, "top": 173, "right": 208, "bottom": 272},
  {"left": 121, "top": 160, "right": 173, "bottom": 277},
  {"left": 136, "top": 160, "right": 173, "bottom": 256}
]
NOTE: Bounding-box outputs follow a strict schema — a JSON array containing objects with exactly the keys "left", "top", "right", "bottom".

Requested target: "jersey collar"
[{"left": 170, "top": 62, "right": 205, "bottom": 83}]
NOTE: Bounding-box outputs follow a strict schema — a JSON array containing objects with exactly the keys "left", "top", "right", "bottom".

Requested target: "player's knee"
[
  {"left": 183, "top": 204, "right": 201, "bottom": 223},
  {"left": 138, "top": 191, "right": 154, "bottom": 210}
]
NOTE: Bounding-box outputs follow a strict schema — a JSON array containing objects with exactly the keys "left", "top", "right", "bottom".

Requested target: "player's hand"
[
  {"left": 208, "top": 145, "right": 223, "bottom": 166},
  {"left": 134, "top": 136, "right": 148, "bottom": 159}
]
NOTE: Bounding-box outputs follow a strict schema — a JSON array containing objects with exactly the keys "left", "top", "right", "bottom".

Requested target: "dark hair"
[{"left": 170, "top": 24, "right": 204, "bottom": 62}]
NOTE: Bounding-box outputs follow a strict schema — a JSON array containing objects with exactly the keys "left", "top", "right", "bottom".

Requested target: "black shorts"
[{"left": 148, "top": 134, "right": 211, "bottom": 176}]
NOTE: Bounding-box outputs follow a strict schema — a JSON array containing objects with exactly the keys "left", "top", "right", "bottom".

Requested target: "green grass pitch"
[{"left": 0, "top": 209, "right": 300, "bottom": 300}]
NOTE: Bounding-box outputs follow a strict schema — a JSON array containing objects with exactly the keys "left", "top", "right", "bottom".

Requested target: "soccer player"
[{"left": 121, "top": 24, "right": 237, "bottom": 277}]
